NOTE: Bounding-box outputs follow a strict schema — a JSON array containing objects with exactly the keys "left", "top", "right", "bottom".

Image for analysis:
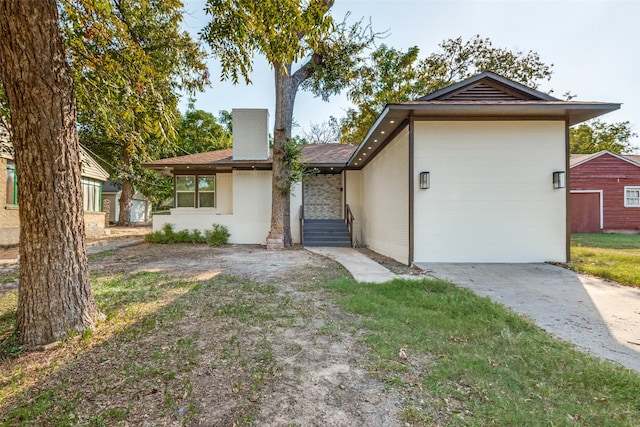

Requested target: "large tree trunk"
[
  {"left": 0, "top": 0, "right": 101, "bottom": 346},
  {"left": 117, "top": 143, "right": 134, "bottom": 226},
  {"left": 266, "top": 64, "right": 297, "bottom": 249}
]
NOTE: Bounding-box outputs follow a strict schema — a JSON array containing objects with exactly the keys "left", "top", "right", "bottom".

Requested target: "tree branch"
[{"left": 291, "top": 52, "right": 323, "bottom": 89}]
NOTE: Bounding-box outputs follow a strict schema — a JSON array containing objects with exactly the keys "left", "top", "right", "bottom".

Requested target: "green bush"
[
  {"left": 145, "top": 223, "right": 229, "bottom": 246},
  {"left": 204, "top": 224, "right": 230, "bottom": 247}
]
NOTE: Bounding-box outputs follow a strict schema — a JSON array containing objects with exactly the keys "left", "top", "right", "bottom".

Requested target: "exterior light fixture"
[
  {"left": 419, "top": 172, "right": 430, "bottom": 189},
  {"left": 373, "top": 139, "right": 378, "bottom": 143},
  {"left": 381, "top": 131, "right": 386, "bottom": 134},
  {"left": 390, "top": 120, "right": 395, "bottom": 124},
  {"left": 553, "top": 171, "right": 566, "bottom": 189}
]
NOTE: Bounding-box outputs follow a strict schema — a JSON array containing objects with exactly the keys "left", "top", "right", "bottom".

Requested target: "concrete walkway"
[
  {"left": 417, "top": 262, "right": 640, "bottom": 373},
  {"left": 305, "top": 247, "right": 398, "bottom": 283}
]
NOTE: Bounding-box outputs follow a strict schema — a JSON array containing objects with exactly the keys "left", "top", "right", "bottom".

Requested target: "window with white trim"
[
  {"left": 625, "top": 186, "right": 640, "bottom": 207},
  {"left": 82, "top": 177, "right": 102, "bottom": 212},
  {"left": 5, "top": 161, "right": 17, "bottom": 206},
  {"left": 176, "top": 175, "right": 196, "bottom": 207},
  {"left": 198, "top": 176, "right": 215, "bottom": 208},
  {"left": 175, "top": 175, "right": 215, "bottom": 208}
]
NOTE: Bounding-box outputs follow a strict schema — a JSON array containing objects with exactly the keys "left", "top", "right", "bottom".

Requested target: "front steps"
[{"left": 303, "top": 219, "right": 351, "bottom": 247}]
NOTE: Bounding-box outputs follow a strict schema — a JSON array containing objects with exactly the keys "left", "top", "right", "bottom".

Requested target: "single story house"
[
  {"left": 145, "top": 72, "right": 619, "bottom": 264},
  {"left": 1, "top": 128, "right": 110, "bottom": 245},
  {"left": 570, "top": 150, "right": 640, "bottom": 233},
  {"left": 102, "top": 180, "right": 152, "bottom": 224}
]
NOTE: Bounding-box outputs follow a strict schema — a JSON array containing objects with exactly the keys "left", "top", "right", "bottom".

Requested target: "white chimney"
[{"left": 232, "top": 109, "right": 269, "bottom": 161}]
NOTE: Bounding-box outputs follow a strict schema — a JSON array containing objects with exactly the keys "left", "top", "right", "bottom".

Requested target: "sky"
[{"left": 180, "top": 0, "right": 640, "bottom": 150}]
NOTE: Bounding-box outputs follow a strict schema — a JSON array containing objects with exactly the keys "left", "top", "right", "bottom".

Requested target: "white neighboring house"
[
  {"left": 144, "top": 72, "right": 619, "bottom": 264},
  {"left": 102, "top": 181, "right": 152, "bottom": 224}
]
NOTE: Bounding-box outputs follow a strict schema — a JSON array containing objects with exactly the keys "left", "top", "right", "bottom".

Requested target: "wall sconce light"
[
  {"left": 553, "top": 171, "right": 566, "bottom": 189},
  {"left": 419, "top": 171, "right": 430, "bottom": 189}
]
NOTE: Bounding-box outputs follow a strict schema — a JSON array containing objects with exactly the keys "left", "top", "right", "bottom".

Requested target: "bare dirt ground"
[{"left": 1, "top": 241, "right": 403, "bottom": 426}]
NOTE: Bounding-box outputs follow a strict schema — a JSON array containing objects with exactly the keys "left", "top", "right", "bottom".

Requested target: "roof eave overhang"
[
  {"left": 349, "top": 102, "right": 621, "bottom": 169},
  {"left": 144, "top": 162, "right": 273, "bottom": 174}
]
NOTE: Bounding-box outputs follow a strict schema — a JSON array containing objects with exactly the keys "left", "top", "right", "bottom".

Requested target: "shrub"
[
  {"left": 145, "top": 223, "right": 229, "bottom": 246},
  {"left": 145, "top": 223, "right": 176, "bottom": 244},
  {"left": 204, "top": 224, "right": 230, "bottom": 247}
]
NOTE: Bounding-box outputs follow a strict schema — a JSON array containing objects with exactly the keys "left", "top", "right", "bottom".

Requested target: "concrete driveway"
[{"left": 416, "top": 263, "right": 640, "bottom": 373}]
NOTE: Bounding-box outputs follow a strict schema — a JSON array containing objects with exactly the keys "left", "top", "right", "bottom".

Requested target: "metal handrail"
[{"left": 345, "top": 204, "right": 355, "bottom": 247}]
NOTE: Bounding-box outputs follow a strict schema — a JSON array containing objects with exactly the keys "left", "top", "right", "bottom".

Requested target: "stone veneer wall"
[{"left": 304, "top": 174, "right": 342, "bottom": 219}]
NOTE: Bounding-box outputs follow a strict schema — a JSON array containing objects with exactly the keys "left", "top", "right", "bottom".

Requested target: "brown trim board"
[
  {"left": 565, "top": 119, "right": 571, "bottom": 263},
  {"left": 408, "top": 115, "right": 415, "bottom": 266}
]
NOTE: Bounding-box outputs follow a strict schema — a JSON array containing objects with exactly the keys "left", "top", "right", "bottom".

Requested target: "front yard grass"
[
  {"left": 1, "top": 245, "right": 640, "bottom": 426},
  {"left": 328, "top": 277, "right": 640, "bottom": 426},
  {"left": 571, "top": 233, "right": 640, "bottom": 287},
  {"left": 0, "top": 270, "right": 305, "bottom": 425}
]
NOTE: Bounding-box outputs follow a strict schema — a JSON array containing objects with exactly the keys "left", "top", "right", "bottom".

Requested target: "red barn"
[{"left": 570, "top": 151, "right": 640, "bottom": 233}]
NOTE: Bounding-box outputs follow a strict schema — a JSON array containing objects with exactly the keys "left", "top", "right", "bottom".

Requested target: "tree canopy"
[
  {"left": 570, "top": 119, "right": 637, "bottom": 154},
  {"left": 59, "top": 0, "right": 209, "bottom": 224},
  {"left": 201, "top": 0, "right": 376, "bottom": 247},
  {"left": 341, "top": 36, "right": 553, "bottom": 144},
  {"left": 178, "top": 107, "right": 232, "bottom": 154}
]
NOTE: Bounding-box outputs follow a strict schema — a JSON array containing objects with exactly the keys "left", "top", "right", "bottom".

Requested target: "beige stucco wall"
[
  {"left": 153, "top": 170, "right": 302, "bottom": 245},
  {"left": 84, "top": 211, "right": 107, "bottom": 238},
  {"left": 344, "top": 170, "right": 363, "bottom": 245},
  {"left": 413, "top": 121, "right": 567, "bottom": 263},
  {"left": 360, "top": 127, "right": 410, "bottom": 264},
  {"left": 216, "top": 173, "right": 233, "bottom": 214},
  {"left": 1, "top": 157, "right": 20, "bottom": 246}
]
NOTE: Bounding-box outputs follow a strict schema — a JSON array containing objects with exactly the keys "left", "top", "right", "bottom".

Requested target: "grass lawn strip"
[
  {"left": 328, "top": 277, "right": 640, "bottom": 426},
  {"left": 571, "top": 233, "right": 640, "bottom": 287}
]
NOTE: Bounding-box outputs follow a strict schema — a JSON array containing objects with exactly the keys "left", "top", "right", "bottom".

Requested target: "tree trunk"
[
  {"left": 0, "top": 0, "right": 101, "bottom": 346},
  {"left": 117, "top": 143, "right": 134, "bottom": 226},
  {"left": 266, "top": 64, "right": 297, "bottom": 249},
  {"left": 118, "top": 178, "right": 134, "bottom": 226}
]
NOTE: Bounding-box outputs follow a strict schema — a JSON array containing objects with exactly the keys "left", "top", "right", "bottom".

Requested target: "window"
[
  {"left": 5, "top": 162, "right": 17, "bottom": 205},
  {"left": 176, "top": 175, "right": 196, "bottom": 207},
  {"left": 625, "top": 186, "right": 640, "bottom": 207},
  {"left": 198, "top": 176, "right": 215, "bottom": 208},
  {"left": 82, "top": 178, "right": 102, "bottom": 212},
  {"left": 175, "top": 175, "right": 215, "bottom": 208}
]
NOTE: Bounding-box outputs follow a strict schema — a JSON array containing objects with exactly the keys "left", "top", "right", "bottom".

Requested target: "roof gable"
[
  {"left": 0, "top": 128, "right": 109, "bottom": 181},
  {"left": 570, "top": 150, "right": 640, "bottom": 169},
  {"left": 80, "top": 146, "right": 110, "bottom": 181},
  {"left": 417, "top": 71, "right": 558, "bottom": 102}
]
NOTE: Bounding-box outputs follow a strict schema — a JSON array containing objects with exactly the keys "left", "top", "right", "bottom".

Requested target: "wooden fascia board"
[{"left": 349, "top": 119, "right": 410, "bottom": 170}]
